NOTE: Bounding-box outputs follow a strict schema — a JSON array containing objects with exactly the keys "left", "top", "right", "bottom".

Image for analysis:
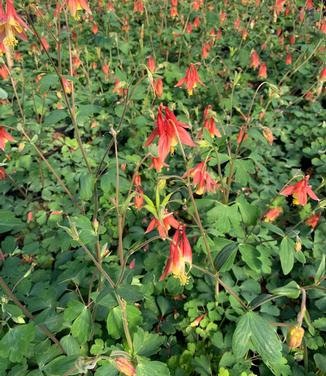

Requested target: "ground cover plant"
[{"left": 0, "top": 0, "right": 325, "bottom": 375}]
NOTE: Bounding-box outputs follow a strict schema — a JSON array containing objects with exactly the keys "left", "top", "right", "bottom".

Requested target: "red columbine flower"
[
  {"left": 0, "top": 64, "right": 9, "bottom": 80},
  {"left": 0, "top": 166, "right": 6, "bottom": 180},
  {"left": 319, "top": 67, "right": 326, "bottom": 83},
  {"left": 134, "top": 188, "right": 144, "bottom": 209},
  {"left": 144, "top": 104, "right": 196, "bottom": 163},
  {"left": 145, "top": 210, "right": 180, "bottom": 240},
  {"left": 258, "top": 63, "right": 267, "bottom": 79},
  {"left": 202, "top": 105, "right": 221, "bottom": 138},
  {"left": 133, "top": 0, "right": 144, "bottom": 14},
  {"left": 250, "top": 50, "right": 260, "bottom": 69},
  {"left": 0, "top": 126, "right": 14, "bottom": 151},
  {"left": 153, "top": 78, "right": 163, "bottom": 97},
  {"left": 263, "top": 207, "right": 283, "bottom": 222},
  {"left": 237, "top": 125, "right": 248, "bottom": 144},
  {"left": 285, "top": 53, "right": 292, "bottom": 65},
  {"left": 280, "top": 175, "right": 319, "bottom": 206},
  {"left": 175, "top": 63, "right": 204, "bottom": 95},
  {"left": 184, "top": 161, "right": 219, "bottom": 195},
  {"left": 66, "top": 0, "right": 92, "bottom": 17},
  {"left": 0, "top": 0, "right": 29, "bottom": 47},
  {"left": 305, "top": 213, "right": 321, "bottom": 229},
  {"left": 160, "top": 226, "right": 192, "bottom": 285},
  {"left": 147, "top": 55, "right": 156, "bottom": 73},
  {"left": 149, "top": 156, "right": 168, "bottom": 173}
]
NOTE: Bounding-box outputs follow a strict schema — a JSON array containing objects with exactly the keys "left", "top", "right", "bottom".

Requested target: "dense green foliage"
[{"left": 0, "top": 0, "right": 325, "bottom": 375}]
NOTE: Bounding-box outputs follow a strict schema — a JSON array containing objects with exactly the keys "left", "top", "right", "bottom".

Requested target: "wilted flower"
[
  {"left": 0, "top": 126, "right": 14, "bottom": 151},
  {"left": 133, "top": 0, "right": 144, "bottom": 14},
  {"left": 134, "top": 188, "right": 144, "bottom": 209},
  {"left": 114, "top": 357, "right": 136, "bottom": 376},
  {"left": 175, "top": 63, "right": 204, "bottom": 95},
  {"left": 147, "top": 55, "right": 156, "bottom": 73},
  {"left": 280, "top": 175, "right": 319, "bottom": 206},
  {"left": 153, "top": 78, "right": 163, "bottom": 97},
  {"left": 262, "top": 127, "right": 274, "bottom": 145},
  {"left": 288, "top": 326, "right": 304, "bottom": 349},
  {"left": 237, "top": 125, "right": 248, "bottom": 144},
  {"left": 160, "top": 226, "right": 192, "bottom": 285}
]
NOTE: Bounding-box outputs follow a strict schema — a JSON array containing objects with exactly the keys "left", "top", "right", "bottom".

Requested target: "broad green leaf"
[
  {"left": 214, "top": 242, "right": 238, "bottom": 272},
  {"left": 314, "top": 354, "right": 326, "bottom": 373},
  {"left": 271, "top": 281, "right": 301, "bottom": 299},
  {"left": 236, "top": 196, "right": 259, "bottom": 225},
  {"left": 239, "top": 244, "right": 261, "bottom": 273},
  {"left": 60, "top": 335, "right": 81, "bottom": 356},
  {"left": 71, "top": 307, "right": 91, "bottom": 344},
  {"left": 133, "top": 328, "right": 165, "bottom": 357},
  {"left": 315, "top": 255, "right": 325, "bottom": 284},
  {"left": 79, "top": 173, "right": 95, "bottom": 201},
  {"left": 279, "top": 237, "right": 295, "bottom": 275},
  {"left": 44, "top": 110, "right": 68, "bottom": 125},
  {"left": 43, "top": 355, "right": 79, "bottom": 376},
  {"left": 107, "top": 305, "right": 142, "bottom": 339},
  {"left": 0, "top": 210, "right": 24, "bottom": 234},
  {"left": 0, "top": 323, "right": 35, "bottom": 363},
  {"left": 232, "top": 314, "right": 252, "bottom": 358},
  {"left": 0, "top": 87, "right": 8, "bottom": 99},
  {"left": 136, "top": 360, "right": 170, "bottom": 376}
]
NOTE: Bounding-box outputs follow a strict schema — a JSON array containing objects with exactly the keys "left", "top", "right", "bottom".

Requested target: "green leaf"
[
  {"left": 133, "top": 328, "right": 165, "bottom": 357},
  {"left": 315, "top": 255, "right": 325, "bottom": 284},
  {"left": 0, "top": 210, "right": 24, "bottom": 234},
  {"left": 107, "top": 305, "right": 142, "bottom": 339},
  {"left": 60, "top": 335, "right": 81, "bottom": 356},
  {"left": 236, "top": 196, "right": 259, "bottom": 225},
  {"left": 79, "top": 173, "right": 95, "bottom": 201},
  {"left": 0, "top": 323, "right": 35, "bottom": 363},
  {"left": 214, "top": 242, "right": 238, "bottom": 272},
  {"left": 271, "top": 281, "right": 301, "bottom": 299},
  {"left": 314, "top": 354, "right": 326, "bottom": 373},
  {"left": 136, "top": 360, "right": 170, "bottom": 376},
  {"left": 279, "top": 237, "right": 295, "bottom": 275},
  {"left": 44, "top": 110, "right": 68, "bottom": 125},
  {"left": 239, "top": 244, "right": 261, "bottom": 273},
  {"left": 43, "top": 355, "right": 79, "bottom": 376},
  {"left": 71, "top": 307, "right": 91, "bottom": 344},
  {"left": 232, "top": 314, "right": 252, "bottom": 358},
  {"left": 0, "top": 87, "right": 8, "bottom": 99}
]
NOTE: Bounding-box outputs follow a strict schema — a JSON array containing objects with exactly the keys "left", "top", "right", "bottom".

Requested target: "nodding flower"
[
  {"left": 175, "top": 63, "right": 205, "bottom": 95},
  {"left": 66, "top": 0, "right": 92, "bottom": 17},
  {"left": 160, "top": 226, "right": 192, "bottom": 285},
  {"left": 183, "top": 161, "right": 219, "bottom": 195},
  {"left": 280, "top": 175, "right": 319, "bottom": 206},
  {"left": 0, "top": 126, "right": 14, "bottom": 151},
  {"left": 144, "top": 104, "right": 196, "bottom": 163},
  {"left": 0, "top": 0, "right": 29, "bottom": 47},
  {"left": 145, "top": 210, "right": 180, "bottom": 240}
]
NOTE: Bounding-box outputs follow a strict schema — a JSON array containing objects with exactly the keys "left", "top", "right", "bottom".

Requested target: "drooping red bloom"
[
  {"left": 170, "top": 6, "right": 178, "bottom": 17},
  {"left": 319, "top": 67, "right": 326, "bottom": 83},
  {"left": 149, "top": 156, "right": 168, "bottom": 173},
  {"left": 0, "top": 64, "right": 9, "bottom": 80},
  {"left": 144, "top": 104, "right": 196, "bottom": 163},
  {"left": 262, "top": 127, "right": 273, "bottom": 145},
  {"left": 102, "top": 63, "right": 110, "bottom": 77},
  {"left": 145, "top": 210, "right": 180, "bottom": 240},
  {"left": 66, "top": 0, "right": 92, "bottom": 17},
  {"left": 305, "top": 0, "right": 314, "bottom": 10},
  {"left": 305, "top": 213, "right": 321, "bottom": 229},
  {"left": 160, "top": 226, "right": 192, "bottom": 285},
  {"left": 0, "top": 0, "right": 29, "bottom": 47},
  {"left": 175, "top": 63, "right": 204, "bottom": 95},
  {"left": 91, "top": 23, "right": 98, "bottom": 34},
  {"left": 0, "top": 126, "right": 14, "bottom": 151},
  {"left": 250, "top": 50, "right": 260, "bottom": 69},
  {"left": 134, "top": 188, "right": 144, "bottom": 209},
  {"left": 133, "top": 0, "right": 144, "bottom": 14},
  {"left": 237, "top": 125, "right": 248, "bottom": 144},
  {"left": 274, "top": 0, "right": 286, "bottom": 17},
  {"left": 147, "top": 55, "right": 156, "bottom": 73},
  {"left": 0, "top": 167, "right": 6, "bottom": 180},
  {"left": 219, "top": 10, "right": 227, "bottom": 25},
  {"left": 193, "top": 16, "right": 200, "bottom": 29},
  {"left": 258, "top": 63, "right": 267, "bottom": 79},
  {"left": 183, "top": 161, "right": 219, "bottom": 195},
  {"left": 153, "top": 78, "right": 163, "bottom": 97},
  {"left": 201, "top": 42, "right": 212, "bottom": 59},
  {"left": 201, "top": 105, "right": 221, "bottom": 138},
  {"left": 285, "top": 53, "right": 292, "bottom": 65},
  {"left": 280, "top": 175, "right": 319, "bottom": 206},
  {"left": 263, "top": 207, "right": 283, "bottom": 222},
  {"left": 133, "top": 174, "right": 141, "bottom": 187}
]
